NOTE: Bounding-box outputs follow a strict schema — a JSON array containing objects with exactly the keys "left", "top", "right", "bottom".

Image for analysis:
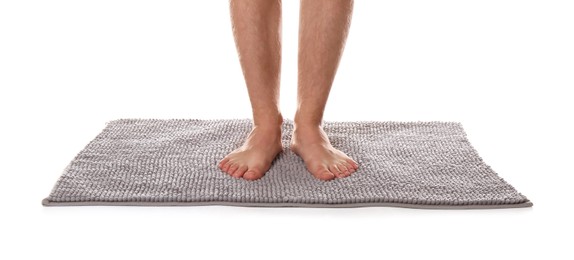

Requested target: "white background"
[{"left": 1, "top": 0, "right": 573, "bottom": 259}]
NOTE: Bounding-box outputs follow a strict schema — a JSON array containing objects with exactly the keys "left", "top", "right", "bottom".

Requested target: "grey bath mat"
[{"left": 42, "top": 118, "right": 532, "bottom": 209}]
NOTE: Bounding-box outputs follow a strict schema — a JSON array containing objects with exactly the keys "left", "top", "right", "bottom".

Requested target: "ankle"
[
  {"left": 293, "top": 121, "right": 323, "bottom": 132},
  {"left": 252, "top": 125, "right": 282, "bottom": 135},
  {"left": 291, "top": 124, "right": 326, "bottom": 142},
  {"left": 293, "top": 117, "right": 323, "bottom": 129},
  {"left": 253, "top": 113, "right": 284, "bottom": 129},
  {"left": 291, "top": 126, "right": 328, "bottom": 147}
]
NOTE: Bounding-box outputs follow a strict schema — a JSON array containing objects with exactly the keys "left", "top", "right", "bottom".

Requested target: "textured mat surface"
[{"left": 42, "top": 118, "right": 532, "bottom": 209}]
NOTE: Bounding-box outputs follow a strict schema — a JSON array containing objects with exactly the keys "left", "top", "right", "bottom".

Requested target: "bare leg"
[
  {"left": 218, "top": 0, "right": 284, "bottom": 180},
  {"left": 291, "top": 0, "right": 359, "bottom": 181}
]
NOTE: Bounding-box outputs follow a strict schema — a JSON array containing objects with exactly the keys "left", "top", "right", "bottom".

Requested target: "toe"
[
  {"left": 218, "top": 157, "right": 230, "bottom": 169},
  {"left": 242, "top": 169, "right": 264, "bottom": 180},
  {"left": 328, "top": 164, "right": 344, "bottom": 178},
  {"left": 227, "top": 163, "right": 239, "bottom": 175},
  {"left": 230, "top": 165, "right": 247, "bottom": 177},
  {"left": 315, "top": 168, "right": 336, "bottom": 181},
  {"left": 342, "top": 161, "right": 354, "bottom": 174},
  {"left": 230, "top": 167, "right": 243, "bottom": 178},
  {"left": 222, "top": 160, "right": 233, "bottom": 172},
  {"left": 236, "top": 165, "right": 249, "bottom": 177},
  {"left": 338, "top": 163, "right": 350, "bottom": 176},
  {"left": 346, "top": 159, "right": 359, "bottom": 169}
]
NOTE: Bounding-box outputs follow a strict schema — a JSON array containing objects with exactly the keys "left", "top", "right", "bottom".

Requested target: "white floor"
[{"left": 2, "top": 1, "right": 573, "bottom": 259}]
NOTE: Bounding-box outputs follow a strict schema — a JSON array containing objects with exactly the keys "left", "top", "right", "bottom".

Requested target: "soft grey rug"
[{"left": 42, "top": 118, "right": 532, "bottom": 209}]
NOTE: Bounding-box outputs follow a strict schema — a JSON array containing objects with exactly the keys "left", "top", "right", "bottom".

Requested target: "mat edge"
[{"left": 42, "top": 198, "right": 533, "bottom": 210}]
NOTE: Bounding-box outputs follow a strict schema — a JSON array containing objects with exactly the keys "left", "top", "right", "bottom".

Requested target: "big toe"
[
  {"left": 314, "top": 168, "right": 336, "bottom": 181},
  {"left": 242, "top": 169, "right": 265, "bottom": 181}
]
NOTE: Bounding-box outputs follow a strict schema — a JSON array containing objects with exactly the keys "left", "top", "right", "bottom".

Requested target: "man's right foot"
[{"left": 218, "top": 123, "right": 284, "bottom": 180}]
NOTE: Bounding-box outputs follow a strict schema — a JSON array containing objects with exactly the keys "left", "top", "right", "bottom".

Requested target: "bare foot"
[
  {"left": 290, "top": 124, "right": 359, "bottom": 181},
  {"left": 218, "top": 125, "right": 283, "bottom": 180}
]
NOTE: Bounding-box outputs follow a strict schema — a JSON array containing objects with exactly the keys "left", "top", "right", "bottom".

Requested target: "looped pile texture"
[{"left": 42, "top": 118, "right": 532, "bottom": 209}]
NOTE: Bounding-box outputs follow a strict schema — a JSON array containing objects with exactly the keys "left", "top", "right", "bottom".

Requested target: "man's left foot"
[{"left": 290, "top": 124, "right": 359, "bottom": 181}]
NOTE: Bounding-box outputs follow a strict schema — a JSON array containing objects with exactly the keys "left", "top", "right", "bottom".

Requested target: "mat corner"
[{"left": 41, "top": 198, "right": 52, "bottom": 207}]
